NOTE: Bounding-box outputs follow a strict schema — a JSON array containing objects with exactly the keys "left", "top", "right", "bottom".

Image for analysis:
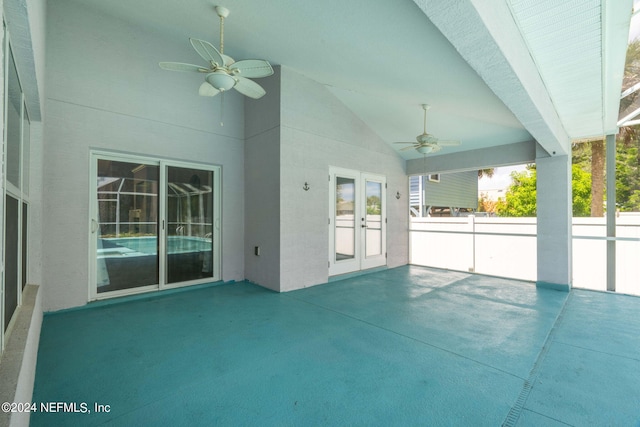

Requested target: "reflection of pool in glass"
[{"left": 98, "top": 236, "right": 212, "bottom": 258}]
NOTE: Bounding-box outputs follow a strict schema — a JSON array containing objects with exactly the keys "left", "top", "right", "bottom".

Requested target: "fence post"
[{"left": 469, "top": 215, "right": 475, "bottom": 272}]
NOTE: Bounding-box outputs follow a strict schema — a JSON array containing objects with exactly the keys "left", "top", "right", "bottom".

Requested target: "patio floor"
[{"left": 31, "top": 266, "right": 640, "bottom": 426}]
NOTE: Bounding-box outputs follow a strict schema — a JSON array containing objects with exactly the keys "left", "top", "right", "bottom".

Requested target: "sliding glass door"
[
  {"left": 165, "top": 165, "right": 216, "bottom": 284},
  {"left": 90, "top": 153, "right": 221, "bottom": 299}
]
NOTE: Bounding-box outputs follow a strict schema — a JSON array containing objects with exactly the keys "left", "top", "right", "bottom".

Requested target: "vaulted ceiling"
[{"left": 71, "top": 0, "right": 632, "bottom": 160}]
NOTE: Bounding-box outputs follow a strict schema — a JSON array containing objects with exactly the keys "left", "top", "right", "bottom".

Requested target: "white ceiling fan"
[
  {"left": 394, "top": 104, "right": 461, "bottom": 154},
  {"left": 159, "top": 5, "right": 273, "bottom": 99}
]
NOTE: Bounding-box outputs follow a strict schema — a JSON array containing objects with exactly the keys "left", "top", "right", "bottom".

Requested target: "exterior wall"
[
  {"left": 25, "top": 0, "right": 47, "bottom": 288},
  {"left": 278, "top": 67, "right": 408, "bottom": 291},
  {"left": 423, "top": 170, "right": 478, "bottom": 209},
  {"left": 42, "top": 0, "right": 245, "bottom": 311},
  {"left": 244, "top": 69, "right": 281, "bottom": 291}
]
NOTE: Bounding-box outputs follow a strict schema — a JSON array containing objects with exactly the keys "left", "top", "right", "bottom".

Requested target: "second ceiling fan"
[{"left": 395, "top": 104, "right": 461, "bottom": 154}]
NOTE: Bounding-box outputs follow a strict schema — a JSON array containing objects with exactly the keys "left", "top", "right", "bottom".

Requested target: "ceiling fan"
[
  {"left": 394, "top": 104, "right": 461, "bottom": 154},
  {"left": 159, "top": 5, "right": 273, "bottom": 99}
]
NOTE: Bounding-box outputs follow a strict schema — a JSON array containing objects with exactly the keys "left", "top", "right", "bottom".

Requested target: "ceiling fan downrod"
[
  {"left": 422, "top": 103, "right": 430, "bottom": 134},
  {"left": 215, "top": 6, "right": 230, "bottom": 55}
]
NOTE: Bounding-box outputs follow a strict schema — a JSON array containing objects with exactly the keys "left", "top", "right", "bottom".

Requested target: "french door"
[
  {"left": 89, "top": 153, "right": 221, "bottom": 299},
  {"left": 328, "top": 167, "right": 386, "bottom": 276}
]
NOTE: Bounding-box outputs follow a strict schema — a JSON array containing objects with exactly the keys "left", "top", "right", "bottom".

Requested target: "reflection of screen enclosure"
[
  {"left": 96, "top": 161, "right": 216, "bottom": 293},
  {"left": 96, "top": 160, "right": 159, "bottom": 293},
  {"left": 166, "top": 167, "right": 214, "bottom": 284}
]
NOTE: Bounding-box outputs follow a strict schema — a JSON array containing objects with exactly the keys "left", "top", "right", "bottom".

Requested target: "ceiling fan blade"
[
  {"left": 198, "top": 81, "right": 220, "bottom": 97},
  {"left": 394, "top": 141, "right": 415, "bottom": 145},
  {"left": 222, "top": 54, "right": 235, "bottom": 66},
  {"left": 230, "top": 60, "right": 274, "bottom": 78},
  {"left": 399, "top": 145, "right": 418, "bottom": 151},
  {"left": 436, "top": 140, "right": 461, "bottom": 146},
  {"left": 233, "top": 76, "right": 267, "bottom": 99},
  {"left": 189, "top": 38, "right": 224, "bottom": 66},
  {"left": 159, "top": 62, "right": 208, "bottom": 72}
]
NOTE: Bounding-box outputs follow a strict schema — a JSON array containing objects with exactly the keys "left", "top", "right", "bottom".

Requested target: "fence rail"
[{"left": 410, "top": 215, "right": 640, "bottom": 296}]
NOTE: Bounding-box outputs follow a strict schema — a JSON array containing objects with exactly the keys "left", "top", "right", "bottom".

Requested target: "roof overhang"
[{"left": 413, "top": 0, "right": 632, "bottom": 155}]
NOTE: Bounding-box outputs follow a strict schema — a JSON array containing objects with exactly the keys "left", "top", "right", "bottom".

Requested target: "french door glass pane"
[
  {"left": 166, "top": 166, "right": 214, "bottom": 284},
  {"left": 365, "top": 181, "right": 383, "bottom": 257},
  {"left": 336, "top": 177, "right": 356, "bottom": 261},
  {"left": 96, "top": 160, "right": 159, "bottom": 293}
]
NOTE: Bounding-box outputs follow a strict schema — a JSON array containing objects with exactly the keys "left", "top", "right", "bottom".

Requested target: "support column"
[
  {"left": 536, "top": 154, "right": 572, "bottom": 291},
  {"left": 606, "top": 133, "right": 616, "bottom": 291}
]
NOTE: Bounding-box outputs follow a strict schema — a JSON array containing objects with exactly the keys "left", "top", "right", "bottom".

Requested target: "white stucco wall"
[
  {"left": 42, "top": 0, "right": 245, "bottom": 311},
  {"left": 278, "top": 67, "right": 408, "bottom": 291},
  {"left": 244, "top": 66, "right": 409, "bottom": 292},
  {"left": 244, "top": 69, "right": 281, "bottom": 291}
]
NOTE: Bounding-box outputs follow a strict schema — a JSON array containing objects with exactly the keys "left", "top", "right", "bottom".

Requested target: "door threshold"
[{"left": 328, "top": 266, "right": 388, "bottom": 283}]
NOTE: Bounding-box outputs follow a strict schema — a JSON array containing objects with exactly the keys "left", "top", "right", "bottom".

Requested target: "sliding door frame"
[
  {"left": 89, "top": 151, "right": 221, "bottom": 301},
  {"left": 159, "top": 159, "right": 222, "bottom": 291}
]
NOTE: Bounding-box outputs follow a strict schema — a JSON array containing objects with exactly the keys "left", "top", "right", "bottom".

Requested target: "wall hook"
[
  {"left": 303, "top": 182, "right": 310, "bottom": 191},
  {"left": 396, "top": 191, "right": 401, "bottom": 199}
]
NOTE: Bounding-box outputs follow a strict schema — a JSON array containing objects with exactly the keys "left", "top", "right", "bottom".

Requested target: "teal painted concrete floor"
[{"left": 31, "top": 266, "right": 640, "bottom": 426}]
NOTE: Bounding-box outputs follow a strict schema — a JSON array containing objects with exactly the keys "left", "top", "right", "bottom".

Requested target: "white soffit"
[{"left": 509, "top": 0, "right": 631, "bottom": 139}]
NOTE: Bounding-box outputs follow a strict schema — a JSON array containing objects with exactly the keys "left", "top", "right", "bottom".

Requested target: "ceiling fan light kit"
[
  {"left": 159, "top": 5, "right": 273, "bottom": 99},
  {"left": 206, "top": 71, "right": 235, "bottom": 91}
]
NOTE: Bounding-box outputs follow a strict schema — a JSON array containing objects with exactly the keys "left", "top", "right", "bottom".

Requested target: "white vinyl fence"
[{"left": 410, "top": 215, "right": 640, "bottom": 296}]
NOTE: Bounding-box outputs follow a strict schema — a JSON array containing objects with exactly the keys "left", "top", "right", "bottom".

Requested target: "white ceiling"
[{"left": 73, "top": 0, "right": 631, "bottom": 160}]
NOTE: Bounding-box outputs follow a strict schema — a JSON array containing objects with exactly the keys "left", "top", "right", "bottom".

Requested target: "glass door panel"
[
  {"left": 335, "top": 177, "right": 356, "bottom": 262},
  {"left": 95, "top": 159, "right": 159, "bottom": 293},
  {"left": 22, "top": 203, "right": 28, "bottom": 289},
  {"left": 4, "top": 196, "right": 19, "bottom": 331},
  {"left": 165, "top": 166, "right": 214, "bottom": 284},
  {"left": 365, "top": 180, "right": 382, "bottom": 257}
]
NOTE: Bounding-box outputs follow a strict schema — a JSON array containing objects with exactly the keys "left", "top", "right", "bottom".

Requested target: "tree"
[
  {"left": 616, "top": 140, "right": 640, "bottom": 211},
  {"left": 572, "top": 165, "right": 592, "bottom": 216},
  {"left": 478, "top": 168, "right": 495, "bottom": 179},
  {"left": 495, "top": 165, "right": 537, "bottom": 217},
  {"left": 590, "top": 139, "right": 605, "bottom": 216},
  {"left": 495, "top": 164, "right": 591, "bottom": 217},
  {"left": 616, "top": 38, "right": 640, "bottom": 212}
]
